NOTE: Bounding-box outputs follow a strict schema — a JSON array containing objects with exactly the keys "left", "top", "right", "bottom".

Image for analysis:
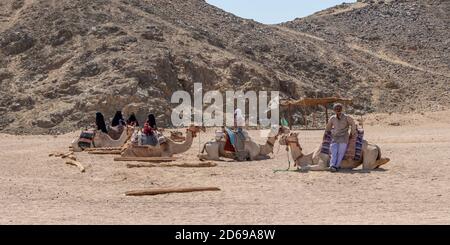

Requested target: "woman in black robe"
[
  {"left": 111, "top": 111, "right": 124, "bottom": 127},
  {"left": 147, "top": 114, "right": 157, "bottom": 130},
  {"left": 95, "top": 112, "right": 108, "bottom": 133},
  {"left": 126, "top": 113, "right": 139, "bottom": 126}
]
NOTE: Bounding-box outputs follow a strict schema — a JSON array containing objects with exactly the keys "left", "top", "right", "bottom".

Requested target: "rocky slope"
[
  {"left": 0, "top": 0, "right": 448, "bottom": 134},
  {"left": 283, "top": 0, "right": 449, "bottom": 113}
]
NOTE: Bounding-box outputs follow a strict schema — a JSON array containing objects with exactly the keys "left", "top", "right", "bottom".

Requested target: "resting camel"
[
  {"left": 71, "top": 126, "right": 134, "bottom": 152},
  {"left": 121, "top": 125, "right": 206, "bottom": 157},
  {"left": 197, "top": 126, "right": 290, "bottom": 161},
  {"left": 279, "top": 133, "right": 390, "bottom": 171}
]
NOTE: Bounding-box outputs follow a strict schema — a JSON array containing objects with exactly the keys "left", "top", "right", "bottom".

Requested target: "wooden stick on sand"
[
  {"left": 125, "top": 187, "right": 220, "bottom": 196},
  {"left": 88, "top": 150, "right": 122, "bottom": 155},
  {"left": 127, "top": 161, "right": 217, "bottom": 168},
  {"left": 65, "top": 160, "right": 85, "bottom": 173},
  {"left": 84, "top": 147, "right": 122, "bottom": 152},
  {"left": 114, "top": 157, "right": 178, "bottom": 162}
]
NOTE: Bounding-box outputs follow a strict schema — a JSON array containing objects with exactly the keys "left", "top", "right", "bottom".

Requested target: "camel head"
[
  {"left": 186, "top": 125, "right": 206, "bottom": 137},
  {"left": 267, "top": 125, "right": 290, "bottom": 139},
  {"left": 278, "top": 125, "right": 290, "bottom": 136},
  {"left": 279, "top": 132, "right": 300, "bottom": 147}
]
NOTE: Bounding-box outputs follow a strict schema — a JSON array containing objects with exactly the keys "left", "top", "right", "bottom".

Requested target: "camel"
[
  {"left": 197, "top": 126, "right": 290, "bottom": 161},
  {"left": 120, "top": 125, "right": 206, "bottom": 157},
  {"left": 71, "top": 126, "right": 134, "bottom": 152},
  {"left": 279, "top": 132, "right": 390, "bottom": 171}
]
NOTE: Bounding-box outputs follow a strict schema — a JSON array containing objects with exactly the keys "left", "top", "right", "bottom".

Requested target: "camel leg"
[
  {"left": 253, "top": 154, "right": 270, "bottom": 161},
  {"left": 308, "top": 163, "right": 329, "bottom": 171},
  {"left": 71, "top": 139, "right": 83, "bottom": 152},
  {"left": 362, "top": 145, "right": 379, "bottom": 170},
  {"left": 374, "top": 157, "right": 391, "bottom": 169},
  {"left": 198, "top": 143, "right": 220, "bottom": 161}
]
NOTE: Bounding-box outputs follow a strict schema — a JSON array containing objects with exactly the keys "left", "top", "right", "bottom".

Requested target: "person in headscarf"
[
  {"left": 325, "top": 103, "right": 357, "bottom": 172},
  {"left": 95, "top": 112, "right": 108, "bottom": 133},
  {"left": 234, "top": 108, "right": 246, "bottom": 141},
  {"left": 234, "top": 109, "right": 245, "bottom": 129},
  {"left": 147, "top": 114, "right": 157, "bottom": 130},
  {"left": 141, "top": 113, "right": 158, "bottom": 146},
  {"left": 111, "top": 111, "right": 124, "bottom": 127},
  {"left": 126, "top": 113, "right": 139, "bottom": 127}
]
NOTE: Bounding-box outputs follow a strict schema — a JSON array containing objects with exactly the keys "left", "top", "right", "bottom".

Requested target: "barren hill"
[{"left": 0, "top": 0, "right": 448, "bottom": 134}]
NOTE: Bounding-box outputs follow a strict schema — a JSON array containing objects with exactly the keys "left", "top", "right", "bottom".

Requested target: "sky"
[{"left": 206, "top": 0, "right": 357, "bottom": 24}]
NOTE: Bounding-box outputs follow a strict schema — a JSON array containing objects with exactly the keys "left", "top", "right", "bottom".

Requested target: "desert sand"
[{"left": 0, "top": 111, "right": 449, "bottom": 224}]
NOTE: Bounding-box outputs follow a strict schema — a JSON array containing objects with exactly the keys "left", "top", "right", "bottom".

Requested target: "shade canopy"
[{"left": 280, "top": 97, "right": 353, "bottom": 107}]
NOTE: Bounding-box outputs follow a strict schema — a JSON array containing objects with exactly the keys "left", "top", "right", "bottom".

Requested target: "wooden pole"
[
  {"left": 301, "top": 108, "right": 308, "bottom": 130},
  {"left": 312, "top": 111, "right": 316, "bottom": 128},
  {"left": 288, "top": 104, "right": 293, "bottom": 130},
  {"left": 325, "top": 105, "right": 329, "bottom": 125},
  {"left": 114, "top": 157, "right": 178, "bottom": 162},
  {"left": 85, "top": 147, "right": 122, "bottom": 152},
  {"left": 88, "top": 150, "right": 122, "bottom": 155},
  {"left": 125, "top": 187, "right": 221, "bottom": 196},
  {"left": 127, "top": 161, "right": 217, "bottom": 168},
  {"left": 65, "top": 160, "right": 85, "bottom": 173}
]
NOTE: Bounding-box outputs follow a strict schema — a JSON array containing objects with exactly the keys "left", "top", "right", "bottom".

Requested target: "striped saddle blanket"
[
  {"left": 78, "top": 130, "right": 95, "bottom": 149},
  {"left": 320, "top": 128, "right": 364, "bottom": 161}
]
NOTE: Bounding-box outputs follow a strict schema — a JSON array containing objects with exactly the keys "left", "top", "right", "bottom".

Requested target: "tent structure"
[{"left": 280, "top": 97, "right": 353, "bottom": 129}]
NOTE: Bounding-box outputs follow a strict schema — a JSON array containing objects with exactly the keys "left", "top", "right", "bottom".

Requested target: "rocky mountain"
[{"left": 0, "top": 0, "right": 448, "bottom": 134}]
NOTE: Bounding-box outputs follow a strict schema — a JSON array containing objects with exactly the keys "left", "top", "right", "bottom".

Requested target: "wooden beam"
[
  {"left": 84, "top": 147, "right": 122, "bottom": 152},
  {"left": 127, "top": 161, "right": 217, "bottom": 168},
  {"left": 65, "top": 160, "right": 85, "bottom": 173},
  {"left": 88, "top": 150, "right": 122, "bottom": 155},
  {"left": 288, "top": 104, "right": 293, "bottom": 130},
  {"left": 114, "top": 157, "right": 178, "bottom": 162},
  {"left": 312, "top": 111, "right": 317, "bottom": 128},
  {"left": 301, "top": 108, "right": 307, "bottom": 129},
  {"left": 125, "top": 187, "right": 221, "bottom": 196}
]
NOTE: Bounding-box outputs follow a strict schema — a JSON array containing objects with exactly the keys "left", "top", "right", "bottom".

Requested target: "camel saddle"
[
  {"left": 78, "top": 130, "right": 95, "bottom": 149},
  {"left": 224, "top": 128, "right": 249, "bottom": 161}
]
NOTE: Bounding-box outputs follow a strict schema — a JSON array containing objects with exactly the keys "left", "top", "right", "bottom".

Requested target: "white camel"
[
  {"left": 279, "top": 132, "right": 390, "bottom": 171},
  {"left": 197, "top": 126, "right": 290, "bottom": 161}
]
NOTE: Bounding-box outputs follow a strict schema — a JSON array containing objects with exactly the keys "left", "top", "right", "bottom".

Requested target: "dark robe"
[
  {"left": 111, "top": 111, "right": 124, "bottom": 127},
  {"left": 147, "top": 114, "right": 157, "bottom": 129},
  {"left": 127, "top": 113, "right": 139, "bottom": 126},
  {"left": 96, "top": 112, "right": 108, "bottom": 133}
]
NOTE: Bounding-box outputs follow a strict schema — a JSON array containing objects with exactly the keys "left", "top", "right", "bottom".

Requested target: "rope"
[
  {"left": 198, "top": 130, "right": 201, "bottom": 153},
  {"left": 273, "top": 146, "right": 294, "bottom": 173}
]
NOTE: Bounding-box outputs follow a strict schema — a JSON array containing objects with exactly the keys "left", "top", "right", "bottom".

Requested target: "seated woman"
[
  {"left": 108, "top": 111, "right": 126, "bottom": 140},
  {"left": 139, "top": 114, "right": 159, "bottom": 146},
  {"left": 96, "top": 112, "right": 108, "bottom": 133},
  {"left": 126, "top": 113, "right": 139, "bottom": 127},
  {"left": 111, "top": 111, "right": 124, "bottom": 127},
  {"left": 147, "top": 113, "right": 157, "bottom": 130},
  {"left": 141, "top": 123, "right": 158, "bottom": 146}
]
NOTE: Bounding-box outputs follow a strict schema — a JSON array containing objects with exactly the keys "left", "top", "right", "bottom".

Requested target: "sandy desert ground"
[{"left": 0, "top": 111, "right": 449, "bottom": 224}]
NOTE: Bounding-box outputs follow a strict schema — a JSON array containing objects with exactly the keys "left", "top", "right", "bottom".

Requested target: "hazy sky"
[{"left": 206, "top": 0, "right": 357, "bottom": 24}]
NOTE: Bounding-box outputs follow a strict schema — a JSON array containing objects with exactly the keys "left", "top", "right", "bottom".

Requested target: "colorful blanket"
[
  {"left": 320, "top": 130, "right": 332, "bottom": 155},
  {"left": 353, "top": 129, "right": 364, "bottom": 161},
  {"left": 320, "top": 128, "right": 364, "bottom": 161},
  {"left": 78, "top": 130, "right": 95, "bottom": 149}
]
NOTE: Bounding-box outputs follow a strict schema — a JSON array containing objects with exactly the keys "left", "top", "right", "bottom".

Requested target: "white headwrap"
[{"left": 234, "top": 108, "right": 245, "bottom": 127}]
